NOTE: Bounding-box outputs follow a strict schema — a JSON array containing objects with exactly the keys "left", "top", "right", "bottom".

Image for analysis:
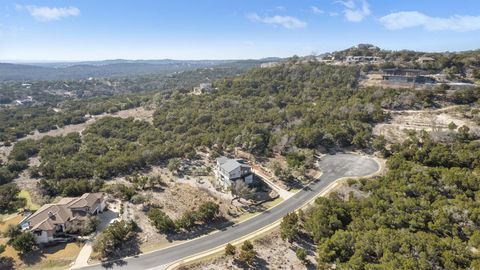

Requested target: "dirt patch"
[
  {"left": 374, "top": 105, "right": 480, "bottom": 143},
  {"left": 19, "top": 106, "right": 155, "bottom": 142},
  {"left": 181, "top": 229, "right": 316, "bottom": 270}
]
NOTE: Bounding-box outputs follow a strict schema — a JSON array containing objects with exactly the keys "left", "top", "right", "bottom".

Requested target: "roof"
[
  {"left": 26, "top": 204, "right": 73, "bottom": 231},
  {"left": 66, "top": 193, "right": 103, "bottom": 209},
  {"left": 24, "top": 193, "right": 104, "bottom": 232},
  {"left": 217, "top": 157, "right": 250, "bottom": 173},
  {"left": 418, "top": 56, "right": 435, "bottom": 61}
]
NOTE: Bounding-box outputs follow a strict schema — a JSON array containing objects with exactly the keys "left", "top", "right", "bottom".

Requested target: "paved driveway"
[{"left": 80, "top": 153, "right": 379, "bottom": 270}]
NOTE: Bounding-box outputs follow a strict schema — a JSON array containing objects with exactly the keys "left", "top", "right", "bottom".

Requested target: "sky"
[{"left": 1, "top": 0, "right": 480, "bottom": 61}]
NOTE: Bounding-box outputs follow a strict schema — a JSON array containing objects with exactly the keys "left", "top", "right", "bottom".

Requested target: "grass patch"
[
  {"left": 18, "top": 189, "right": 41, "bottom": 211},
  {"left": 0, "top": 214, "right": 23, "bottom": 232},
  {"left": 0, "top": 215, "right": 82, "bottom": 269}
]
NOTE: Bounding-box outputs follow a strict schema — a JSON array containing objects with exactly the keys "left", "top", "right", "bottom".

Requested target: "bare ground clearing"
[{"left": 374, "top": 105, "right": 480, "bottom": 143}]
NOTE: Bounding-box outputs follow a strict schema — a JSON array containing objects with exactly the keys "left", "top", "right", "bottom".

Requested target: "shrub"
[
  {"left": 296, "top": 247, "right": 308, "bottom": 264},
  {"left": 225, "top": 243, "right": 236, "bottom": 256},
  {"left": 148, "top": 208, "right": 176, "bottom": 234},
  {"left": 239, "top": 240, "right": 256, "bottom": 266},
  {"left": 280, "top": 212, "right": 299, "bottom": 242},
  {"left": 196, "top": 201, "right": 220, "bottom": 223},
  {"left": 10, "top": 232, "right": 37, "bottom": 254}
]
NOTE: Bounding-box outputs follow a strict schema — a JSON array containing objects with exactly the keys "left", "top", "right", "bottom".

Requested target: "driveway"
[
  {"left": 80, "top": 153, "right": 379, "bottom": 270},
  {"left": 71, "top": 209, "right": 119, "bottom": 269}
]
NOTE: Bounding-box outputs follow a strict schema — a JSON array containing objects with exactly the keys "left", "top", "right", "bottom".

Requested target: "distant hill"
[{"left": 0, "top": 58, "right": 281, "bottom": 81}]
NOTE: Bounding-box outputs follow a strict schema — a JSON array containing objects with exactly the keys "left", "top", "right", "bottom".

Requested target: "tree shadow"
[
  {"left": 165, "top": 217, "right": 234, "bottom": 242},
  {"left": 99, "top": 234, "right": 141, "bottom": 267},
  {"left": 19, "top": 249, "right": 44, "bottom": 266},
  {"left": 232, "top": 256, "right": 269, "bottom": 270}
]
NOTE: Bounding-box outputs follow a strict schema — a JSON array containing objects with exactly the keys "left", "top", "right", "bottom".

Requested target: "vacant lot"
[
  {"left": 181, "top": 229, "right": 316, "bottom": 270},
  {"left": 374, "top": 106, "right": 480, "bottom": 143}
]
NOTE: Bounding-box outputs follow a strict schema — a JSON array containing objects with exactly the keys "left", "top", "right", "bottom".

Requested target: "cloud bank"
[
  {"left": 249, "top": 13, "right": 307, "bottom": 29},
  {"left": 16, "top": 5, "right": 80, "bottom": 21},
  {"left": 380, "top": 11, "right": 480, "bottom": 32},
  {"left": 337, "top": 0, "right": 371, "bottom": 22}
]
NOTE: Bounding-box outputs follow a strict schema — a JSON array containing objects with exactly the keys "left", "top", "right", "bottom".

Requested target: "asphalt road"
[{"left": 82, "top": 153, "right": 379, "bottom": 270}]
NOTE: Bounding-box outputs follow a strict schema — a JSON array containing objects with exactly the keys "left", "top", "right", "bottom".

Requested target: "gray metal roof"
[
  {"left": 216, "top": 156, "right": 228, "bottom": 165},
  {"left": 217, "top": 157, "right": 250, "bottom": 173}
]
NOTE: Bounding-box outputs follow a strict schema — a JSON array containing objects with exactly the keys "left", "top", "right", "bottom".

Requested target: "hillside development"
[{"left": 0, "top": 49, "right": 480, "bottom": 269}]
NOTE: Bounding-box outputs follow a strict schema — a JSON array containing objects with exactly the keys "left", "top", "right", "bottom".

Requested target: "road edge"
[{"left": 166, "top": 154, "right": 383, "bottom": 270}]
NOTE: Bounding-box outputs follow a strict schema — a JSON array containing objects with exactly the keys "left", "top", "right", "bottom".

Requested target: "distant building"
[
  {"left": 215, "top": 156, "right": 254, "bottom": 188},
  {"left": 354, "top": 44, "right": 379, "bottom": 50},
  {"left": 13, "top": 96, "right": 33, "bottom": 106},
  {"left": 19, "top": 193, "right": 106, "bottom": 244},
  {"left": 192, "top": 83, "right": 213, "bottom": 95},
  {"left": 345, "top": 56, "right": 381, "bottom": 64},
  {"left": 260, "top": 62, "right": 280, "bottom": 68},
  {"left": 382, "top": 68, "right": 435, "bottom": 84},
  {"left": 417, "top": 56, "right": 435, "bottom": 64}
]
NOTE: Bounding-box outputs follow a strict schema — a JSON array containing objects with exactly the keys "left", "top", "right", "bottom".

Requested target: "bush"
[
  {"left": 92, "top": 220, "right": 136, "bottom": 258},
  {"left": 196, "top": 201, "right": 220, "bottom": 223},
  {"left": 296, "top": 247, "right": 308, "bottom": 264},
  {"left": 148, "top": 208, "right": 176, "bottom": 234},
  {"left": 0, "top": 256, "right": 14, "bottom": 270},
  {"left": 239, "top": 240, "right": 256, "bottom": 266},
  {"left": 3, "top": 224, "right": 21, "bottom": 240},
  {"left": 10, "top": 232, "right": 37, "bottom": 254},
  {"left": 280, "top": 212, "right": 299, "bottom": 243},
  {"left": 175, "top": 211, "right": 197, "bottom": 231},
  {"left": 225, "top": 243, "right": 236, "bottom": 256}
]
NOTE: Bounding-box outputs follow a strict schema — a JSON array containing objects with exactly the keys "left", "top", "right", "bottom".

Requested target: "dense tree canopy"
[{"left": 305, "top": 133, "right": 480, "bottom": 269}]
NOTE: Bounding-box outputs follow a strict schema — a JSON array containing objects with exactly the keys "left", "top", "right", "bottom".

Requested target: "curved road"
[{"left": 82, "top": 153, "right": 379, "bottom": 270}]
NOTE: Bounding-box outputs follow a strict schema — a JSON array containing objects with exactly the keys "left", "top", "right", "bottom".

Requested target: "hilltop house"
[
  {"left": 345, "top": 56, "right": 381, "bottom": 64},
  {"left": 192, "top": 83, "right": 213, "bottom": 95},
  {"left": 215, "top": 156, "right": 254, "bottom": 188},
  {"left": 417, "top": 56, "right": 435, "bottom": 64},
  {"left": 19, "top": 193, "right": 106, "bottom": 244},
  {"left": 382, "top": 68, "right": 435, "bottom": 84}
]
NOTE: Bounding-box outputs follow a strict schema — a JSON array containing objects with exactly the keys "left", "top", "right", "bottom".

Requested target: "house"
[
  {"left": 19, "top": 193, "right": 106, "bottom": 244},
  {"left": 215, "top": 156, "right": 254, "bottom": 188},
  {"left": 345, "top": 56, "right": 381, "bottom": 64},
  {"left": 417, "top": 56, "right": 435, "bottom": 64},
  {"left": 192, "top": 83, "right": 213, "bottom": 95},
  {"left": 382, "top": 68, "right": 435, "bottom": 84}
]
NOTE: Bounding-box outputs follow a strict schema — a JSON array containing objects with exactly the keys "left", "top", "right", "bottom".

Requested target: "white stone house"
[{"left": 215, "top": 156, "right": 254, "bottom": 188}]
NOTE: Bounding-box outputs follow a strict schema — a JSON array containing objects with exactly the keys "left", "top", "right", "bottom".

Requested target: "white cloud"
[
  {"left": 16, "top": 5, "right": 80, "bottom": 21},
  {"left": 329, "top": 12, "right": 339, "bottom": 17},
  {"left": 311, "top": 6, "right": 325, "bottom": 15},
  {"left": 379, "top": 11, "right": 480, "bottom": 32},
  {"left": 248, "top": 13, "right": 307, "bottom": 29},
  {"left": 336, "top": 0, "right": 371, "bottom": 22}
]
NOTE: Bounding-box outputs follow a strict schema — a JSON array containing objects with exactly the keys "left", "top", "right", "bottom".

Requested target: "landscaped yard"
[
  {"left": 0, "top": 214, "right": 83, "bottom": 269},
  {"left": 18, "top": 189, "right": 41, "bottom": 211}
]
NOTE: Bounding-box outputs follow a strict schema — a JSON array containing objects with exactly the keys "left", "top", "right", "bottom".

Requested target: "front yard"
[{"left": 0, "top": 214, "right": 84, "bottom": 270}]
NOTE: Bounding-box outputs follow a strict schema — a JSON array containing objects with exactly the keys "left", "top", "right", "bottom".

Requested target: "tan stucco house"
[{"left": 19, "top": 193, "right": 106, "bottom": 244}]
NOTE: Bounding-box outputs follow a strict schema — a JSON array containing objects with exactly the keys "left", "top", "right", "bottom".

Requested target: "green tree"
[
  {"left": 167, "top": 158, "right": 181, "bottom": 174},
  {"left": 239, "top": 240, "right": 256, "bottom": 266},
  {"left": 196, "top": 202, "right": 220, "bottom": 223},
  {"left": 10, "top": 232, "right": 37, "bottom": 254},
  {"left": 3, "top": 224, "right": 21, "bottom": 240},
  {"left": 175, "top": 211, "right": 197, "bottom": 231},
  {"left": 296, "top": 247, "right": 308, "bottom": 264},
  {"left": 225, "top": 243, "right": 236, "bottom": 256},
  {"left": 147, "top": 208, "right": 176, "bottom": 234},
  {"left": 280, "top": 212, "right": 299, "bottom": 243}
]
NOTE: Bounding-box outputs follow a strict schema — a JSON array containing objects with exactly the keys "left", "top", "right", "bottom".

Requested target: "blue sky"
[{"left": 1, "top": 0, "right": 480, "bottom": 61}]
